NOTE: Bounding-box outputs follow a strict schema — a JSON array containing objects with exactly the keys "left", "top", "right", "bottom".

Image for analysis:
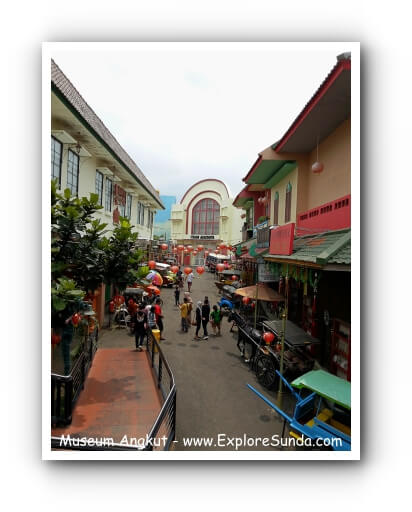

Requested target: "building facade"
[
  {"left": 171, "top": 179, "right": 243, "bottom": 263},
  {"left": 51, "top": 60, "right": 164, "bottom": 240}
]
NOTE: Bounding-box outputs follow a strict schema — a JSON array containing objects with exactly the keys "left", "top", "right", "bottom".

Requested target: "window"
[
  {"left": 137, "top": 202, "right": 141, "bottom": 225},
  {"left": 147, "top": 208, "right": 150, "bottom": 228},
  {"left": 285, "top": 182, "right": 292, "bottom": 223},
  {"left": 191, "top": 198, "right": 220, "bottom": 235},
  {"left": 66, "top": 149, "right": 79, "bottom": 195},
  {"left": 125, "top": 194, "right": 132, "bottom": 219},
  {"left": 141, "top": 205, "right": 145, "bottom": 226},
  {"left": 273, "top": 191, "right": 279, "bottom": 225},
  {"left": 95, "top": 171, "right": 104, "bottom": 205},
  {"left": 105, "top": 178, "right": 113, "bottom": 212},
  {"left": 51, "top": 136, "right": 62, "bottom": 185}
]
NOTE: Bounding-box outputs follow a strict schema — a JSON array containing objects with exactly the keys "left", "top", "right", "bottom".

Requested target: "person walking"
[
  {"left": 194, "top": 301, "right": 203, "bottom": 340},
  {"left": 132, "top": 308, "right": 147, "bottom": 351},
  {"left": 147, "top": 305, "right": 157, "bottom": 331},
  {"left": 174, "top": 285, "right": 180, "bottom": 306},
  {"left": 154, "top": 298, "right": 165, "bottom": 340},
  {"left": 186, "top": 270, "right": 194, "bottom": 292},
  {"left": 210, "top": 304, "right": 222, "bottom": 336},
  {"left": 179, "top": 297, "right": 189, "bottom": 332},
  {"left": 184, "top": 291, "right": 193, "bottom": 327},
  {"left": 201, "top": 298, "right": 211, "bottom": 340}
]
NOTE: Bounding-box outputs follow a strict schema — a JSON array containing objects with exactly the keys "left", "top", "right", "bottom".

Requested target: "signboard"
[
  {"left": 190, "top": 235, "right": 216, "bottom": 240},
  {"left": 258, "top": 262, "right": 279, "bottom": 282},
  {"left": 269, "top": 223, "right": 295, "bottom": 255}
]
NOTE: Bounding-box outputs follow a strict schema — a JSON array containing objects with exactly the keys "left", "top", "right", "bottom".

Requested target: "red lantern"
[
  {"left": 242, "top": 296, "right": 251, "bottom": 305},
  {"left": 160, "top": 243, "right": 168, "bottom": 250},
  {"left": 72, "top": 313, "right": 80, "bottom": 326},
  {"left": 197, "top": 245, "right": 204, "bottom": 252},
  {"left": 109, "top": 300, "right": 115, "bottom": 313},
  {"left": 51, "top": 333, "right": 61, "bottom": 345},
  {"left": 186, "top": 245, "right": 193, "bottom": 252},
  {"left": 184, "top": 267, "right": 192, "bottom": 275},
  {"left": 231, "top": 275, "right": 238, "bottom": 281},
  {"left": 312, "top": 161, "right": 324, "bottom": 174},
  {"left": 262, "top": 331, "right": 275, "bottom": 344},
  {"left": 216, "top": 263, "right": 225, "bottom": 272},
  {"left": 171, "top": 265, "right": 179, "bottom": 274},
  {"left": 183, "top": 248, "right": 188, "bottom": 254},
  {"left": 148, "top": 260, "right": 156, "bottom": 269},
  {"left": 193, "top": 250, "right": 198, "bottom": 256},
  {"left": 173, "top": 247, "right": 178, "bottom": 253},
  {"left": 220, "top": 243, "right": 227, "bottom": 250},
  {"left": 177, "top": 245, "right": 184, "bottom": 252},
  {"left": 196, "top": 266, "right": 205, "bottom": 275}
]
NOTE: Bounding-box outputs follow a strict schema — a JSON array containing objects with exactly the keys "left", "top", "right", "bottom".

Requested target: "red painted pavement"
[{"left": 52, "top": 348, "right": 162, "bottom": 444}]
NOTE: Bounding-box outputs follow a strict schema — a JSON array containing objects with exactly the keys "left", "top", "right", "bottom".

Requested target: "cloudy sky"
[{"left": 51, "top": 43, "right": 351, "bottom": 201}]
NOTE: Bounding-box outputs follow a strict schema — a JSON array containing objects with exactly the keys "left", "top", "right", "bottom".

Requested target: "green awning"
[
  {"left": 246, "top": 160, "right": 285, "bottom": 185},
  {"left": 263, "top": 161, "right": 297, "bottom": 189},
  {"left": 292, "top": 370, "right": 351, "bottom": 410}
]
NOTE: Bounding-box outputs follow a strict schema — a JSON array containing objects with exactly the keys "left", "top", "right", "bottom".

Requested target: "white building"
[
  {"left": 171, "top": 179, "right": 243, "bottom": 264},
  {"left": 51, "top": 60, "right": 164, "bottom": 239}
]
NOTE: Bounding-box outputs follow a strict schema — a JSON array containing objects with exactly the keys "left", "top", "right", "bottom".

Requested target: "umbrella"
[
  {"left": 234, "top": 283, "right": 285, "bottom": 302},
  {"left": 146, "top": 271, "right": 163, "bottom": 286}
]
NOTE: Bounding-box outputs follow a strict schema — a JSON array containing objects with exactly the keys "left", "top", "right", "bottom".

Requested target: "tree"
[{"left": 102, "top": 217, "right": 144, "bottom": 291}]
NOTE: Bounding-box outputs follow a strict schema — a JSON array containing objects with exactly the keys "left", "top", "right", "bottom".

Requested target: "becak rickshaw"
[{"left": 247, "top": 370, "right": 351, "bottom": 451}]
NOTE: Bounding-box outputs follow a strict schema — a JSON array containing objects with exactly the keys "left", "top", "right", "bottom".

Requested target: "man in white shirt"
[{"left": 186, "top": 271, "right": 194, "bottom": 292}]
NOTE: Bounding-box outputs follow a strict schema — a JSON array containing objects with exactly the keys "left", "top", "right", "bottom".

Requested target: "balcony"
[{"left": 242, "top": 224, "right": 254, "bottom": 242}]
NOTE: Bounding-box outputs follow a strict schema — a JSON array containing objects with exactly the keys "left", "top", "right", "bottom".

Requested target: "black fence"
[
  {"left": 51, "top": 328, "right": 98, "bottom": 427},
  {"left": 51, "top": 330, "right": 176, "bottom": 451}
]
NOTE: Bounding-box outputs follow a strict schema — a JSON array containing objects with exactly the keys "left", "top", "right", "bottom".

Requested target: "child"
[
  {"left": 174, "top": 285, "right": 180, "bottom": 307},
  {"left": 210, "top": 304, "right": 222, "bottom": 336}
]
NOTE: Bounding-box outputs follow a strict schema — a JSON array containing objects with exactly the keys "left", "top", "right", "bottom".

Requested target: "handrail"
[{"left": 51, "top": 330, "right": 176, "bottom": 451}]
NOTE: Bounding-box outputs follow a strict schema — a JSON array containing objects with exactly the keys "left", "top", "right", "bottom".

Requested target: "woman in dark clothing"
[
  {"left": 133, "top": 309, "right": 147, "bottom": 351},
  {"left": 194, "top": 301, "right": 203, "bottom": 340},
  {"left": 201, "top": 298, "right": 210, "bottom": 340}
]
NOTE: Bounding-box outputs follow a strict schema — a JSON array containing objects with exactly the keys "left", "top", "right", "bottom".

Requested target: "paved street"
[{"left": 156, "top": 271, "right": 294, "bottom": 451}]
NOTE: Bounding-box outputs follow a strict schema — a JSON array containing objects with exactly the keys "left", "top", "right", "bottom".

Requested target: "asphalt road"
[{"left": 158, "top": 271, "right": 294, "bottom": 451}]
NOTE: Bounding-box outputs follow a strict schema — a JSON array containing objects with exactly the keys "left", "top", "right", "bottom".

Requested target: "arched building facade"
[{"left": 170, "top": 179, "right": 243, "bottom": 264}]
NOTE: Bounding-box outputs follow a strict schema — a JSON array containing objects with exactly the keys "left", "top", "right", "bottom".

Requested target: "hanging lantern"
[
  {"left": 242, "top": 296, "right": 251, "bottom": 305},
  {"left": 71, "top": 313, "right": 80, "bottom": 327},
  {"left": 193, "top": 250, "right": 198, "bottom": 256},
  {"left": 257, "top": 197, "right": 262, "bottom": 204},
  {"left": 177, "top": 245, "right": 184, "bottom": 252},
  {"left": 51, "top": 333, "right": 61, "bottom": 346},
  {"left": 184, "top": 267, "right": 192, "bottom": 275},
  {"left": 231, "top": 275, "right": 238, "bottom": 281},
  {"left": 220, "top": 243, "right": 227, "bottom": 250},
  {"left": 261, "top": 195, "right": 268, "bottom": 204},
  {"left": 172, "top": 247, "right": 178, "bottom": 253},
  {"left": 186, "top": 245, "right": 194, "bottom": 252},
  {"left": 312, "top": 161, "right": 324, "bottom": 174},
  {"left": 196, "top": 266, "right": 205, "bottom": 275},
  {"left": 160, "top": 243, "right": 168, "bottom": 250},
  {"left": 216, "top": 263, "right": 225, "bottom": 272},
  {"left": 148, "top": 260, "right": 156, "bottom": 269},
  {"left": 197, "top": 245, "right": 204, "bottom": 252},
  {"left": 262, "top": 331, "right": 275, "bottom": 344},
  {"left": 171, "top": 265, "right": 179, "bottom": 274},
  {"left": 183, "top": 248, "right": 188, "bottom": 254}
]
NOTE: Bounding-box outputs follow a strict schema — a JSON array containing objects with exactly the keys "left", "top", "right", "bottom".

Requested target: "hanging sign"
[
  {"left": 269, "top": 223, "right": 295, "bottom": 255},
  {"left": 258, "top": 262, "right": 279, "bottom": 282}
]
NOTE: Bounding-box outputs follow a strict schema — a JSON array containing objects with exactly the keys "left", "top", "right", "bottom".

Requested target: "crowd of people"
[{"left": 127, "top": 265, "right": 223, "bottom": 349}]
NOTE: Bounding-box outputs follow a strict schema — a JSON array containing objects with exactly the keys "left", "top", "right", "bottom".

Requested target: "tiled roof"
[
  {"left": 51, "top": 59, "right": 164, "bottom": 209},
  {"left": 265, "top": 229, "right": 351, "bottom": 267}
]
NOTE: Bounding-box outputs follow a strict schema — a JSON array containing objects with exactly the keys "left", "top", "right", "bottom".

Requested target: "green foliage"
[{"left": 102, "top": 217, "right": 144, "bottom": 291}]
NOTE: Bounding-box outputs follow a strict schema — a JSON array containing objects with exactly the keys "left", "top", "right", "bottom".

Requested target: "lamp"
[{"left": 312, "top": 135, "right": 324, "bottom": 175}]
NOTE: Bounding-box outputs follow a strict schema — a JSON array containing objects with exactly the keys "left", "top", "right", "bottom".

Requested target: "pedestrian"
[
  {"left": 179, "top": 297, "right": 189, "bottom": 332},
  {"left": 184, "top": 291, "right": 193, "bottom": 326},
  {"left": 201, "top": 298, "right": 211, "bottom": 340},
  {"left": 210, "top": 304, "right": 222, "bottom": 336},
  {"left": 194, "top": 301, "right": 203, "bottom": 340},
  {"left": 174, "top": 285, "right": 180, "bottom": 306},
  {"left": 186, "top": 269, "right": 194, "bottom": 292},
  {"left": 154, "top": 298, "right": 165, "bottom": 340},
  {"left": 147, "top": 305, "right": 157, "bottom": 330},
  {"left": 132, "top": 308, "right": 147, "bottom": 351}
]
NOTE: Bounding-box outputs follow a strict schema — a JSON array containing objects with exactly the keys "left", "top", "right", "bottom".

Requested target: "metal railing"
[
  {"left": 51, "top": 329, "right": 98, "bottom": 427},
  {"left": 51, "top": 330, "right": 176, "bottom": 451}
]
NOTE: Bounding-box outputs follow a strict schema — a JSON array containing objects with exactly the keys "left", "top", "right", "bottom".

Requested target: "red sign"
[{"left": 269, "top": 223, "right": 295, "bottom": 255}]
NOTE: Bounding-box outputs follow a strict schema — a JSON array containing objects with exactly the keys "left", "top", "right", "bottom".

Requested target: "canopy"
[
  {"left": 234, "top": 283, "right": 285, "bottom": 302},
  {"left": 292, "top": 370, "right": 351, "bottom": 410},
  {"left": 155, "top": 262, "right": 170, "bottom": 270}
]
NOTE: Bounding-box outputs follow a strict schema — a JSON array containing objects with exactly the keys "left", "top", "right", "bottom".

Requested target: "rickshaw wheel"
[{"left": 255, "top": 354, "right": 279, "bottom": 389}]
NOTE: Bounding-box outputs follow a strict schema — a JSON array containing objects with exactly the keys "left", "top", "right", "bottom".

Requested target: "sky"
[{"left": 51, "top": 43, "right": 351, "bottom": 202}]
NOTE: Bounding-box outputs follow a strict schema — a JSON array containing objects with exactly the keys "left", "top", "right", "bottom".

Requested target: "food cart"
[{"left": 247, "top": 370, "right": 351, "bottom": 451}]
